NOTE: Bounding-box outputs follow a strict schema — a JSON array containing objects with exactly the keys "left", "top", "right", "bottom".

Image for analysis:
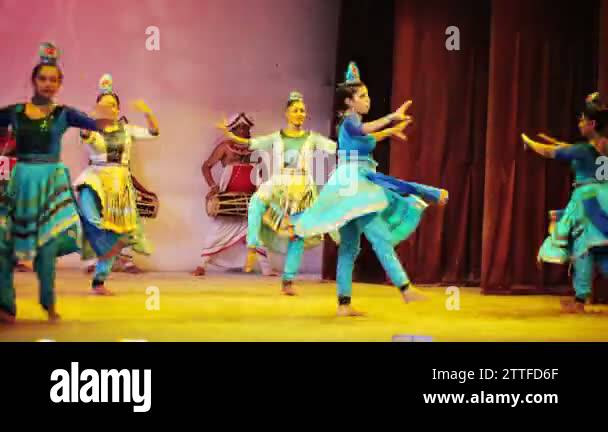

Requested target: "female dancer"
[
  {"left": 0, "top": 43, "right": 113, "bottom": 322},
  {"left": 218, "top": 91, "right": 336, "bottom": 295},
  {"left": 292, "top": 62, "right": 449, "bottom": 316},
  {"left": 75, "top": 74, "right": 159, "bottom": 295},
  {"left": 522, "top": 92, "right": 608, "bottom": 313}
]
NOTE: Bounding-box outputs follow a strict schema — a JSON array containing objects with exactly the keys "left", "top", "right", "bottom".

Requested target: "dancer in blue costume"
[
  {"left": 292, "top": 63, "right": 449, "bottom": 317},
  {"left": 0, "top": 43, "right": 113, "bottom": 323},
  {"left": 218, "top": 91, "right": 337, "bottom": 296},
  {"left": 522, "top": 92, "right": 608, "bottom": 313}
]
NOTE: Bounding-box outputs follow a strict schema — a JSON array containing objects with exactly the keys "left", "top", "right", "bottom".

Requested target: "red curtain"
[
  {"left": 601, "top": 0, "right": 608, "bottom": 97},
  {"left": 481, "top": 0, "right": 598, "bottom": 293},
  {"left": 391, "top": 0, "right": 491, "bottom": 285}
]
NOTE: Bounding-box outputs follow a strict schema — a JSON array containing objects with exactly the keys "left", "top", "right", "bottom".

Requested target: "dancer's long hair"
[{"left": 335, "top": 81, "right": 366, "bottom": 130}]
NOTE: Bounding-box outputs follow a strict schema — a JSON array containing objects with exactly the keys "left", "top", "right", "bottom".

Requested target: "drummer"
[{"left": 192, "top": 113, "right": 277, "bottom": 276}]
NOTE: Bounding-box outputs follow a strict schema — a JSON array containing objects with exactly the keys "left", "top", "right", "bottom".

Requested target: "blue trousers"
[
  {"left": 573, "top": 250, "right": 608, "bottom": 301},
  {"left": 337, "top": 213, "right": 409, "bottom": 299},
  {"left": 247, "top": 194, "right": 304, "bottom": 281},
  {"left": 94, "top": 256, "right": 117, "bottom": 284},
  {"left": 79, "top": 186, "right": 120, "bottom": 285}
]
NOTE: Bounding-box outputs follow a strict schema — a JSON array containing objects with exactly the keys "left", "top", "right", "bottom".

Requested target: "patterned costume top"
[
  {"left": 554, "top": 142, "right": 602, "bottom": 184},
  {"left": 250, "top": 130, "right": 337, "bottom": 172},
  {"left": 83, "top": 121, "right": 158, "bottom": 166},
  {"left": 0, "top": 104, "right": 98, "bottom": 161}
]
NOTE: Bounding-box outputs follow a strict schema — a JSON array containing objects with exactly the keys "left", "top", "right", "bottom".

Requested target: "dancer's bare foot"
[
  {"left": 263, "top": 270, "right": 280, "bottom": 277},
  {"left": 191, "top": 266, "right": 206, "bottom": 277},
  {"left": 47, "top": 305, "right": 61, "bottom": 323},
  {"left": 0, "top": 309, "right": 16, "bottom": 324},
  {"left": 19, "top": 260, "right": 34, "bottom": 272},
  {"left": 281, "top": 280, "right": 297, "bottom": 296},
  {"left": 91, "top": 285, "right": 115, "bottom": 296},
  {"left": 15, "top": 262, "right": 31, "bottom": 272},
  {"left": 337, "top": 305, "right": 366, "bottom": 317},
  {"left": 401, "top": 285, "right": 428, "bottom": 303},
  {"left": 560, "top": 298, "right": 586, "bottom": 314}
]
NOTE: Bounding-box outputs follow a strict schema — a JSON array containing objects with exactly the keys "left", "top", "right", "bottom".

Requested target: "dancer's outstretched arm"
[
  {"left": 371, "top": 120, "right": 412, "bottom": 142},
  {"left": 216, "top": 118, "right": 250, "bottom": 146},
  {"left": 361, "top": 100, "right": 413, "bottom": 134},
  {"left": 216, "top": 118, "right": 277, "bottom": 152},
  {"left": 522, "top": 133, "right": 559, "bottom": 158},
  {"left": 537, "top": 133, "right": 571, "bottom": 147}
]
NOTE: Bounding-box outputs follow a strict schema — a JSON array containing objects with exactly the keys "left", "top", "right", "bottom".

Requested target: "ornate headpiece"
[
  {"left": 38, "top": 42, "right": 60, "bottom": 66},
  {"left": 98, "top": 73, "right": 114, "bottom": 95},
  {"left": 344, "top": 61, "right": 361, "bottom": 85},
  {"left": 288, "top": 91, "right": 304, "bottom": 104}
]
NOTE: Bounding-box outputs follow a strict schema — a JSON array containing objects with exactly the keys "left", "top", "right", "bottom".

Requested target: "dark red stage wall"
[
  {"left": 479, "top": 0, "right": 598, "bottom": 294},
  {"left": 388, "top": 0, "right": 600, "bottom": 294},
  {"left": 391, "top": 0, "right": 490, "bottom": 286}
]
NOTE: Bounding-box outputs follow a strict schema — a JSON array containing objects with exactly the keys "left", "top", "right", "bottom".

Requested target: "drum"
[
  {"left": 132, "top": 175, "right": 159, "bottom": 219},
  {"left": 206, "top": 192, "right": 251, "bottom": 218}
]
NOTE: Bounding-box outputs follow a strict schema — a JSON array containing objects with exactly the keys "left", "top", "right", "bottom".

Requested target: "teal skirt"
[
  {"left": 538, "top": 183, "right": 608, "bottom": 264},
  {"left": 0, "top": 162, "right": 81, "bottom": 261},
  {"left": 294, "top": 161, "right": 429, "bottom": 246}
]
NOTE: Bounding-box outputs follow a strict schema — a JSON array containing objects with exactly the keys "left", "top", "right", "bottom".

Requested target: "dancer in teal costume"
[
  {"left": 0, "top": 43, "right": 113, "bottom": 323},
  {"left": 218, "top": 91, "right": 337, "bottom": 296},
  {"left": 522, "top": 92, "right": 608, "bottom": 313},
  {"left": 292, "top": 63, "right": 449, "bottom": 316}
]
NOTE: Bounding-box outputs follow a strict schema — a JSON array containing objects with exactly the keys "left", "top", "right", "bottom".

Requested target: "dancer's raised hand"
[
  {"left": 438, "top": 189, "right": 449, "bottom": 206},
  {"left": 391, "top": 120, "right": 412, "bottom": 141},
  {"left": 390, "top": 100, "right": 413, "bottom": 122}
]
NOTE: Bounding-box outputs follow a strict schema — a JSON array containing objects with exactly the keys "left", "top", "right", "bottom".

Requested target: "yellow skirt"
[{"left": 75, "top": 165, "right": 139, "bottom": 234}]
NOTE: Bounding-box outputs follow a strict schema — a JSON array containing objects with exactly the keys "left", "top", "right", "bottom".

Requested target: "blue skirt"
[
  {"left": 0, "top": 162, "right": 81, "bottom": 261},
  {"left": 294, "top": 161, "right": 434, "bottom": 246}
]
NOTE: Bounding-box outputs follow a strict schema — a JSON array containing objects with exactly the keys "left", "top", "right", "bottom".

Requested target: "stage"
[{"left": 0, "top": 271, "right": 606, "bottom": 342}]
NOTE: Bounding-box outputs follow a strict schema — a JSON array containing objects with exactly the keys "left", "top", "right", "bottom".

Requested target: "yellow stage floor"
[{"left": 1, "top": 271, "right": 607, "bottom": 342}]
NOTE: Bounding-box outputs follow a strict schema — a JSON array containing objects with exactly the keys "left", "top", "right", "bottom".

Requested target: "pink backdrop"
[{"left": 0, "top": 0, "right": 341, "bottom": 271}]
